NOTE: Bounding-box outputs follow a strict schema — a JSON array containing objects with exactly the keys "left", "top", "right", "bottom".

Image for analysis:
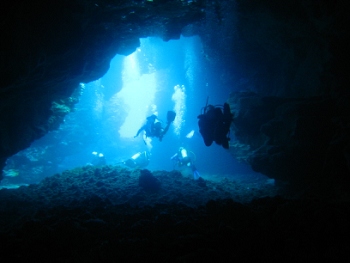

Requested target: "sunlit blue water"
[{"left": 3, "top": 36, "right": 264, "bottom": 186}]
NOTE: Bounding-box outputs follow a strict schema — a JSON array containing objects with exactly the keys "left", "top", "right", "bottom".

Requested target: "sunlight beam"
[{"left": 118, "top": 51, "right": 157, "bottom": 138}]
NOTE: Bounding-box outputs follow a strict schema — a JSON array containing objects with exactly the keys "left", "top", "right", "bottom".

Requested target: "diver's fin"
[{"left": 167, "top": 110, "right": 176, "bottom": 123}]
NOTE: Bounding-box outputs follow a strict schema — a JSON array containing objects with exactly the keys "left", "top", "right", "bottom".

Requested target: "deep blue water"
[{"left": 3, "top": 36, "right": 265, "bottom": 186}]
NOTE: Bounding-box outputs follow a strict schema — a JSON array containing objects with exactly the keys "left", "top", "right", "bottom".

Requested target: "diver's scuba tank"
[{"left": 124, "top": 151, "right": 150, "bottom": 168}]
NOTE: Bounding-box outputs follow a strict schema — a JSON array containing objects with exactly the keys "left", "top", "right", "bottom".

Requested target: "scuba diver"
[
  {"left": 134, "top": 110, "right": 176, "bottom": 142},
  {"left": 123, "top": 151, "right": 150, "bottom": 168},
  {"left": 197, "top": 98, "right": 234, "bottom": 149},
  {"left": 171, "top": 147, "right": 200, "bottom": 180},
  {"left": 87, "top": 151, "right": 107, "bottom": 166}
]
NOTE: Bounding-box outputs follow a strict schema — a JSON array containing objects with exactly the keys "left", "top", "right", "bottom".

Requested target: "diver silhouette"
[
  {"left": 197, "top": 98, "right": 233, "bottom": 149},
  {"left": 171, "top": 147, "right": 200, "bottom": 180},
  {"left": 135, "top": 111, "right": 176, "bottom": 142}
]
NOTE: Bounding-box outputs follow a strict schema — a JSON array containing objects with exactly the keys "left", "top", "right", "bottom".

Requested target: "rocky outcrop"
[
  {"left": 222, "top": 1, "right": 350, "bottom": 195},
  {"left": 228, "top": 91, "right": 350, "bottom": 196}
]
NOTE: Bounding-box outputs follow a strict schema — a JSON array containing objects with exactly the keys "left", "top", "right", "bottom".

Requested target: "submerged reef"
[{"left": 0, "top": 166, "right": 349, "bottom": 261}]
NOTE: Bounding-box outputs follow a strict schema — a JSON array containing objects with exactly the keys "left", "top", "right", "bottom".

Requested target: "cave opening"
[
  {"left": 2, "top": 36, "right": 266, "bottom": 189},
  {"left": 2, "top": 1, "right": 350, "bottom": 260}
]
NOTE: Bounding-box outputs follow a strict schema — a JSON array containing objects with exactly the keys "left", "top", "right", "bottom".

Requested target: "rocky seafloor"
[{"left": 0, "top": 165, "right": 349, "bottom": 262}]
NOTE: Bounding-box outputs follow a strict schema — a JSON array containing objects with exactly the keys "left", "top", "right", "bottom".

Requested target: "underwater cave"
[{"left": 1, "top": 0, "right": 350, "bottom": 261}]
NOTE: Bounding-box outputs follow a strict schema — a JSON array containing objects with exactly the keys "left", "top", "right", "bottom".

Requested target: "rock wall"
[
  {"left": 228, "top": 92, "right": 350, "bottom": 195},
  {"left": 220, "top": 1, "right": 350, "bottom": 195}
]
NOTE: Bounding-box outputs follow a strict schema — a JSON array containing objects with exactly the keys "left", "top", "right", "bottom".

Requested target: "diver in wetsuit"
[
  {"left": 134, "top": 111, "right": 176, "bottom": 142},
  {"left": 88, "top": 151, "right": 107, "bottom": 166},
  {"left": 171, "top": 147, "right": 200, "bottom": 180},
  {"left": 123, "top": 151, "right": 150, "bottom": 168},
  {"left": 197, "top": 98, "right": 234, "bottom": 149}
]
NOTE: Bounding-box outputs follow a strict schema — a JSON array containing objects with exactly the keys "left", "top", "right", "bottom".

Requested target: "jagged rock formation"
[
  {"left": 222, "top": 1, "right": 350, "bottom": 195},
  {"left": 228, "top": 92, "right": 349, "bottom": 196},
  {"left": 1, "top": 0, "right": 349, "bottom": 196}
]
